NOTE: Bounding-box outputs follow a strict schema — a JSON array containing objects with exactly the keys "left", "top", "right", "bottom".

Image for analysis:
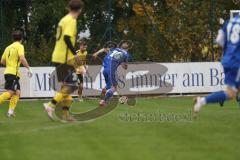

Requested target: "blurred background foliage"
[{"left": 0, "top": 0, "right": 240, "bottom": 65}]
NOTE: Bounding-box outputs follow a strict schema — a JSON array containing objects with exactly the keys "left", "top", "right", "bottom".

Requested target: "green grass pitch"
[{"left": 0, "top": 97, "right": 240, "bottom": 160}]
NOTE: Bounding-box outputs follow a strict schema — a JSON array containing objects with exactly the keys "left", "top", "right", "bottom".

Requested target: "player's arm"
[
  {"left": 83, "top": 55, "right": 88, "bottom": 74},
  {"left": 216, "top": 21, "right": 228, "bottom": 47},
  {"left": 216, "top": 29, "right": 225, "bottom": 47},
  {"left": 19, "top": 55, "right": 32, "bottom": 77},
  {"left": 64, "top": 20, "right": 84, "bottom": 67},
  {"left": 121, "top": 62, "right": 128, "bottom": 70},
  {"left": 1, "top": 49, "right": 7, "bottom": 65},
  {"left": 93, "top": 48, "right": 109, "bottom": 59},
  {"left": 84, "top": 60, "right": 88, "bottom": 70},
  {"left": 1, "top": 55, "right": 6, "bottom": 65},
  {"left": 121, "top": 53, "right": 132, "bottom": 70},
  {"left": 121, "top": 56, "right": 128, "bottom": 70},
  {"left": 64, "top": 20, "right": 78, "bottom": 56},
  {"left": 18, "top": 46, "right": 32, "bottom": 77},
  {"left": 64, "top": 35, "right": 77, "bottom": 55},
  {"left": 20, "top": 55, "right": 30, "bottom": 69},
  {"left": 1, "top": 59, "right": 6, "bottom": 65},
  {"left": 64, "top": 35, "right": 83, "bottom": 67}
]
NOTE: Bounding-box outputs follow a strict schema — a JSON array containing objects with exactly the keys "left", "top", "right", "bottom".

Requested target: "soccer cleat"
[
  {"left": 100, "top": 89, "right": 107, "bottom": 99},
  {"left": 43, "top": 103, "right": 55, "bottom": 120},
  {"left": 7, "top": 113, "right": 16, "bottom": 118},
  {"left": 193, "top": 97, "right": 204, "bottom": 118},
  {"left": 7, "top": 110, "right": 16, "bottom": 118},
  {"left": 99, "top": 100, "right": 107, "bottom": 107},
  {"left": 78, "top": 96, "right": 83, "bottom": 102},
  {"left": 219, "top": 101, "right": 224, "bottom": 107}
]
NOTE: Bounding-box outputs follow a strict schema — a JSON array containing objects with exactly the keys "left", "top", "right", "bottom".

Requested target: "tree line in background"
[{"left": 0, "top": 0, "right": 239, "bottom": 66}]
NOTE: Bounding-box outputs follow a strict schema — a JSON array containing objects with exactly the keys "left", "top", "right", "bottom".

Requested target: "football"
[{"left": 119, "top": 96, "right": 128, "bottom": 104}]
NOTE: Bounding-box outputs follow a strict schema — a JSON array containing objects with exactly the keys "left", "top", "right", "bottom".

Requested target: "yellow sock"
[
  {"left": 48, "top": 84, "right": 70, "bottom": 109},
  {"left": 9, "top": 95, "right": 19, "bottom": 111},
  {"left": 48, "top": 92, "right": 68, "bottom": 109},
  {"left": 63, "top": 95, "right": 73, "bottom": 107},
  {"left": 0, "top": 92, "right": 11, "bottom": 104},
  {"left": 53, "top": 92, "right": 65, "bottom": 103},
  {"left": 62, "top": 95, "right": 73, "bottom": 117}
]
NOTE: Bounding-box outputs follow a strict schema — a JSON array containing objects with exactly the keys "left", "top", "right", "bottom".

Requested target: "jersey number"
[
  {"left": 110, "top": 51, "right": 122, "bottom": 60},
  {"left": 227, "top": 23, "right": 240, "bottom": 44}
]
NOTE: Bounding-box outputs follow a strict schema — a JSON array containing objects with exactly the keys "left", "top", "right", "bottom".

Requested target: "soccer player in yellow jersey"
[
  {"left": 75, "top": 38, "right": 88, "bottom": 101},
  {"left": 0, "top": 30, "right": 32, "bottom": 117},
  {"left": 43, "top": 0, "right": 84, "bottom": 121}
]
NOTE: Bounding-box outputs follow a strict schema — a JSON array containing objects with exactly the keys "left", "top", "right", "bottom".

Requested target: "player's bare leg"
[
  {"left": 100, "top": 88, "right": 107, "bottom": 99},
  {"left": 78, "top": 83, "right": 83, "bottom": 101}
]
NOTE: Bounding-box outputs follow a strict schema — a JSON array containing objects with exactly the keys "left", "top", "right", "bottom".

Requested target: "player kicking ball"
[
  {"left": 93, "top": 41, "right": 117, "bottom": 99},
  {"left": 0, "top": 30, "right": 32, "bottom": 117},
  {"left": 93, "top": 40, "right": 132, "bottom": 107},
  {"left": 194, "top": 15, "right": 240, "bottom": 117}
]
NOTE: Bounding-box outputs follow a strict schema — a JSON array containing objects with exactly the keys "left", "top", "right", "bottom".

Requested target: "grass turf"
[{"left": 0, "top": 97, "right": 240, "bottom": 160}]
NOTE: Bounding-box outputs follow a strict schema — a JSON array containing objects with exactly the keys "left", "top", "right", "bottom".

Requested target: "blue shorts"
[
  {"left": 103, "top": 69, "right": 118, "bottom": 90},
  {"left": 224, "top": 67, "right": 240, "bottom": 90}
]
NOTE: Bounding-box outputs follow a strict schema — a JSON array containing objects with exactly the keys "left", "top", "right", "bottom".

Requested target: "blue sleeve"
[
  {"left": 109, "top": 48, "right": 115, "bottom": 52},
  {"left": 221, "top": 20, "right": 229, "bottom": 46},
  {"left": 126, "top": 53, "right": 133, "bottom": 62},
  {"left": 222, "top": 20, "right": 229, "bottom": 34}
]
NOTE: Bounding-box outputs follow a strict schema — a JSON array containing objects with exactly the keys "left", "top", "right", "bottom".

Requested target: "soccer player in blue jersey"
[
  {"left": 194, "top": 15, "right": 240, "bottom": 115},
  {"left": 93, "top": 41, "right": 132, "bottom": 107}
]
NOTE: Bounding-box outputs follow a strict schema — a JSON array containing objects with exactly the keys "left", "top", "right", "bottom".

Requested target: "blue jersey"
[
  {"left": 103, "top": 48, "right": 130, "bottom": 71},
  {"left": 221, "top": 16, "right": 240, "bottom": 68}
]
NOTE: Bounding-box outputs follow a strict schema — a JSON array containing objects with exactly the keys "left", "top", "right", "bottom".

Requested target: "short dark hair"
[
  {"left": 79, "top": 38, "right": 87, "bottom": 45},
  {"left": 12, "top": 30, "right": 23, "bottom": 41},
  {"left": 104, "top": 41, "right": 117, "bottom": 49},
  {"left": 68, "top": 0, "right": 84, "bottom": 11},
  {"left": 119, "top": 40, "right": 133, "bottom": 50}
]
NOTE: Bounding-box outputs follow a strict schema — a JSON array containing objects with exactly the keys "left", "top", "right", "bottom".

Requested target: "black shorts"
[
  {"left": 77, "top": 74, "right": 83, "bottom": 83},
  {"left": 4, "top": 74, "right": 20, "bottom": 91},
  {"left": 53, "top": 63, "right": 77, "bottom": 84}
]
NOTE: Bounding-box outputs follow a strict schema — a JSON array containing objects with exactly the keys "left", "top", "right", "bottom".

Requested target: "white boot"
[
  {"left": 43, "top": 103, "right": 55, "bottom": 120},
  {"left": 7, "top": 109, "right": 16, "bottom": 118},
  {"left": 193, "top": 97, "right": 206, "bottom": 118}
]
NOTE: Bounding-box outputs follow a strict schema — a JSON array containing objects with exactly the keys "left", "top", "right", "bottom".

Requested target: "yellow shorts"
[{"left": 75, "top": 66, "right": 86, "bottom": 74}]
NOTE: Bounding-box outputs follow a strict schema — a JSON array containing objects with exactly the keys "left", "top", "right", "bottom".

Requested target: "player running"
[
  {"left": 0, "top": 30, "right": 32, "bottom": 117},
  {"left": 193, "top": 15, "right": 240, "bottom": 116},
  {"left": 43, "top": 0, "right": 84, "bottom": 121},
  {"left": 93, "top": 41, "right": 117, "bottom": 98},
  {"left": 93, "top": 40, "right": 132, "bottom": 107},
  {"left": 75, "top": 38, "right": 88, "bottom": 101}
]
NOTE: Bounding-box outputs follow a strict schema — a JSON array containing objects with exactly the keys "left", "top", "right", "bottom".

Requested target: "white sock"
[
  {"left": 8, "top": 109, "right": 14, "bottom": 114},
  {"left": 200, "top": 97, "right": 206, "bottom": 106}
]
